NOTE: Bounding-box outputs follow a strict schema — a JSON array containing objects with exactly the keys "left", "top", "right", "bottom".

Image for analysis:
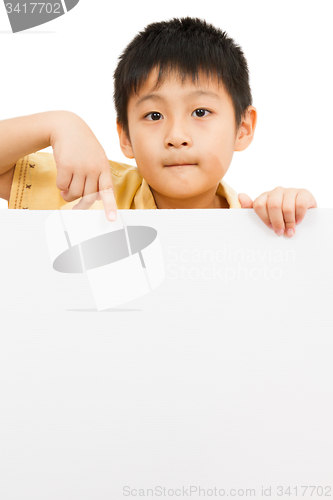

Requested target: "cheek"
[
  {"left": 215, "top": 131, "right": 237, "bottom": 161},
  {"left": 205, "top": 152, "right": 227, "bottom": 175},
  {"left": 131, "top": 127, "right": 157, "bottom": 155},
  {"left": 130, "top": 134, "right": 159, "bottom": 178},
  {"left": 204, "top": 135, "right": 234, "bottom": 162},
  {"left": 203, "top": 143, "right": 235, "bottom": 179}
]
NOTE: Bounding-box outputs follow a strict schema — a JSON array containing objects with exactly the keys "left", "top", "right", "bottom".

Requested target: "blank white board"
[{"left": 0, "top": 208, "right": 332, "bottom": 499}]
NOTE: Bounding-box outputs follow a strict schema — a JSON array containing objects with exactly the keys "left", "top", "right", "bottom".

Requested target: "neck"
[{"left": 150, "top": 187, "right": 229, "bottom": 209}]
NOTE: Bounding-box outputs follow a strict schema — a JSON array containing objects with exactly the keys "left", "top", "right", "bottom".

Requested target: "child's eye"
[
  {"left": 145, "top": 112, "right": 163, "bottom": 121},
  {"left": 192, "top": 109, "right": 211, "bottom": 118}
]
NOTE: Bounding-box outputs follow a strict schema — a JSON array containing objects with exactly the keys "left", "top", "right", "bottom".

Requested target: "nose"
[{"left": 164, "top": 118, "right": 193, "bottom": 148}]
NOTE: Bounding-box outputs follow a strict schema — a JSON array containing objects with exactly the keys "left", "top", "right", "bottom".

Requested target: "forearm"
[{"left": 0, "top": 111, "right": 75, "bottom": 175}]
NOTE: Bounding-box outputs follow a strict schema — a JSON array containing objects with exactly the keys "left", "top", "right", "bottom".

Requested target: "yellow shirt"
[{"left": 8, "top": 152, "right": 241, "bottom": 210}]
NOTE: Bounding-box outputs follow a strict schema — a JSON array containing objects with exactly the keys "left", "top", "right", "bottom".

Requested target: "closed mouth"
[{"left": 164, "top": 163, "right": 197, "bottom": 167}]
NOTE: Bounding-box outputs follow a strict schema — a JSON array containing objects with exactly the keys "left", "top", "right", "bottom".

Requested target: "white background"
[{"left": 0, "top": 0, "right": 332, "bottom": 209}]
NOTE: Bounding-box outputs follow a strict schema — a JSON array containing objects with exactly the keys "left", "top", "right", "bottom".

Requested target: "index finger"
[{"left": 98, "top": 170, "right": 118, "bottom": 221}]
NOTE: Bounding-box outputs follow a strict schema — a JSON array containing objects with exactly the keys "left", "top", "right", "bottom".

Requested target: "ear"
[
  {"left": 117, "top": 122, "right": 134, "bottom": 159},
  {"left": 235, "top": 106, "right": 257, "bottom": 152}
]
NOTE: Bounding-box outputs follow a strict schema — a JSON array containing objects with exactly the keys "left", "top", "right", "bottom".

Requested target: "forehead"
[{"left": 129, "top": 67, "right": 229, "bottom": 104}]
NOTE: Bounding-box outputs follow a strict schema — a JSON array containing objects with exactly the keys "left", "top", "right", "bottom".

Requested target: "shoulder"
[
  {"left": 218, "top": 178, "right": 242, "bottom": 209},
  {"left": 107, "top": 160, "right": 147, "bottom": 209},
  {"left": 108, "top": 159, "right": 142, "bottom": 180}
]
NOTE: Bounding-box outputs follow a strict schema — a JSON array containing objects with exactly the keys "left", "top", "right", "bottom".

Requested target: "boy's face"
[{"left": 118, "top": 69, "right": 255, "bottom": 209}]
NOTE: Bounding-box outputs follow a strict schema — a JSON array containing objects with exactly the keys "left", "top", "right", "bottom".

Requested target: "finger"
[
  {"left": 61, "top": 174, "right": 86, "bottom": 203},
  {"left": 295, "top": 189, "right": 317, "bottom": 225},
  {"left": 56, "top": 167, "right": 73, "bottom": 192},
  {"left": 98, "top": 170, "right": 118, "bottom": 221},
  {"left": 252, "top": 194, "right": 271, "bottom": 229},
  {"left": 266, "top": 188, "right": 285, "bottom": 235},
  {"left": 281, "top": 188, "right": 298, "bottom": 237},
  {"left": 238, "top": 193, "right": 254, "bottom": 208},
  {"left": 72, "top": 177, "right": 99, "bottom": 210}
]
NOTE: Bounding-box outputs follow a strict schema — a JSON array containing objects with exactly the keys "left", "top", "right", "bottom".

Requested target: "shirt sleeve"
[
  {"left": 8, "top": 152, "right": 65, "bottom": 210},
  {"left": 8, "top": 152, "right": 152, "bottom": 210}
]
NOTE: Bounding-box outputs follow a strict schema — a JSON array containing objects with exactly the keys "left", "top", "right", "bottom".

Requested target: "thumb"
[{"left": 238, "top": 192, "right": 254, "bottom": 208}]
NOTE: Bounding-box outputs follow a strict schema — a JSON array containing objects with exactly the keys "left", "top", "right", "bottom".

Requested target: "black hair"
[{"left": 114, "top": 17, "right": 252, "bottom": 136}]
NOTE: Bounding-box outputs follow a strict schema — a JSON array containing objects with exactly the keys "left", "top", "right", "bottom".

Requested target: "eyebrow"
[
  {"left": 134, "top": 93, "right": 165, "bottom": 108},
  {"left": 134, "top": 89, "right": 221, "bottom": 108}
]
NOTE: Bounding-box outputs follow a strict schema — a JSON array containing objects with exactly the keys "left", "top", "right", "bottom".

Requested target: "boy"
[{"left": 0, "top": 17, "right": 316, "bottom": 237}]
